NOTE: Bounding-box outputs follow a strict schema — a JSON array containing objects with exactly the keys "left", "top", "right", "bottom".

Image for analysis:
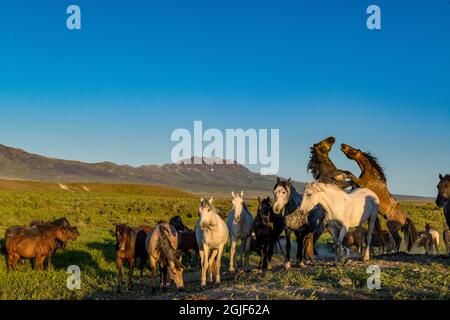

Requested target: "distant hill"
[
  {"left": 0, "top": 144, "right": 303, "bottom": 197},
  {"left": 0, "top": 143, "right": 434, "bottom": 201}
]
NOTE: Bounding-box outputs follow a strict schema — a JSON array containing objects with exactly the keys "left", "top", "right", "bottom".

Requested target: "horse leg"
[
  {"left": 208, "top": 249, "right": 218, "bottom": 284},
  {"left": 128, "top": 258, "right": 135, "bottom": 291},
  {"left": 294, "top": 230, "right": 305, "bottom": 266},
  {"left": 364, "top": 216, "right": 376, "bottom": 262},
  {"left": 215, "top": 246, "right": 224, "bottom": 286},
  {"left": 284, "top": 228, "right": 292, "bottom": 269},
  {"left": 149, "top": 256, "right": 157, "bottom": 293},
  {"left": 243, "top": 236, "right": 251, "bottom": 271},
  {"left": 35, "top": 255, "right": 45, "bottom": 271},
  {"left": 387, "top": 221, "right": 402, "bottom": 252},
  {"left": 337, "top": 226, "right": 348, "bottom": 264},
  {"left": 267, "top": 240, "right": 275, "bottom": 270},
  {"left": 200, "top": 247, "right": 209, "bottom": 288},
  {"left": 116, "top": 257, "right": 123, "bottom": 293},
  {"left": 229, "top": 238, "right": 237, "bottom": 273},
  {"left": 327, "top": 223, "right": 340, "bottom": 263}
]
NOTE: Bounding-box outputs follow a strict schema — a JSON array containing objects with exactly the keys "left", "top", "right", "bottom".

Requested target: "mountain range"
[{"left": 0, "top": 143, "right": 433, "bottom": 201}]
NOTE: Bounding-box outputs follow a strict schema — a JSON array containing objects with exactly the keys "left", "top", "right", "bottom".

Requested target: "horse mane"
[
  {"left": 362, "top": 152, "right": 386, "bottom": 182},
  {"left": 307, "top": 147, "right": 321, "bottom": 179}
]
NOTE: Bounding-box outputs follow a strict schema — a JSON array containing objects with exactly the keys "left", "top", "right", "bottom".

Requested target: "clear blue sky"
[{"left": 0, "top": 1, "right": 449, "bottom": 197}]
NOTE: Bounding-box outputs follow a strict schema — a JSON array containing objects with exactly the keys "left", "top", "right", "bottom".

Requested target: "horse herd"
[{"left": 2, "top": 137, "right": 450, "bottom": 294}]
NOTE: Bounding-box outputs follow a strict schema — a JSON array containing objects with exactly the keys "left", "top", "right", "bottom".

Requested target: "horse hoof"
[
  {"left": 229, "top": 267, "right": 235, "bottom": 273},
  {"left": 284, "top": 261, "right": 291, "bottom": 270}
]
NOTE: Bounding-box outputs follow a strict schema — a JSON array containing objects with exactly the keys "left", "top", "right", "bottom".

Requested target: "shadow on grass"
[{"left": 86, "top": 239, "right": 117, "bottom": 264}]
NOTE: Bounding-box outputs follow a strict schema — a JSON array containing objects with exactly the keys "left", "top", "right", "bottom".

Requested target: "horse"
[
  {"left": 436, "top": 174, "right": 450, "bottom": 230},
  {"left": 371, "top": 229, "right": 396, "bottom": 255},
  {"left": 298, "top": 182, "right": 380, "bottom": 263},
  {"left": 444, "top": 229, "right": 450, "bottom": 255},
  {"left": 30, "top": 218, "right": 79, "bottom": 251},
  {"left": 341, "top": 143, "right": 418, "bottom": 252},
  {"left": 308, "top": 136, "right": 357, "bottom": 189},
  {"left": 273, "top": 177, "right": 326, "bottom": 268},
  {"left": 6, "top": 226, "right": 77, "bottom": 271},
  {"left": 169, "top": 215, "right": 198, "bottom": 267},
  {"left": 195, "top": 198, "right": 228, "bottom": 288},
  {"left": 342, "top": 227, "right": 367, "bottom": 257},
  {"left": 227, "top": 191, "right": 254, "bottom": 272},
  {"left": 253, "top": 197, "right": 284, "bottom": 270},
  {"left": 146, "top": 223, "right": 184, "bottom": 292},
  {"left": 114, "top": 224, "right": 151, "bottom": 292},
  {"left": 425, "top": 223, "right": 440, "bottom": 255}
]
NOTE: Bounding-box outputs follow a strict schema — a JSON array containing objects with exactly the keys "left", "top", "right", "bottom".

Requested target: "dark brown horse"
[
  {"left": 253, "top": 197, "right": 284, "bottom": 270},
  {"left": 6, "top": 226, "right": 77, "bottom": 271},
  {"left": 115, "top": 224, "right": 151, "bottom": 292},
  {"left": 436, "top": 174, "right": 450, "bottom": 229},
  {"left": 169, "top": 216, "right": 198, "bottom": 267},
  {"left": 341, "top": 143, "right": 418, "bottom": 252},
  {"left": 308, "top": 137, "right": 357, "bottom": 189}
]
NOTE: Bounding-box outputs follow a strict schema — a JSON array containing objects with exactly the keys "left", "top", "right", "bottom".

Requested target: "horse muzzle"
[{"left": 436, "top": 195, "right": 447, "bottom": 208}]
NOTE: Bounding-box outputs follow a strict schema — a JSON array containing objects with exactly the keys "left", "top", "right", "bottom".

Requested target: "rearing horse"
[
  {"left": 308, "top": 137, "right": 357, "bottom": 189},
  {"left": 273, "top": 177, "right": 325, "bottom": 268},
  {"left": 341, "top": 143, "right": 418, "bottom": 252}
]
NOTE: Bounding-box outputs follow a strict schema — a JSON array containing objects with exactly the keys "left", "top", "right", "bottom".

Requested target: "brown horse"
[
  {"left": 30, "top": 218, "right": 79, "bottom": 250},
  {"left": 6, "top": 226, "right": 77, "bottom": 271},
  {"left": 342, "top": 227, "right": 367, "bottom": 257},
  {"left": 146, "top": 224, "right": 184, "bottom": 292},
  {"left": 115, "top": 224, "right": 151, "bottom": 293},
  {"left": 341, "top": 143, "right": 418, "bottom": 252},
  {"left": 308, "top": 137, "right": 357, "bottom": 189},
  {"left": 169, "top": 216, "right": 198, "bottom": 267}
]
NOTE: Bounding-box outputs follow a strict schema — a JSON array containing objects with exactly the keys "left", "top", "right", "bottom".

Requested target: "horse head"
[
  {"left": 273, "top": 177, "right": 292, "bottom": 214},
  {"left": 115, "top": 224, "right": 131, "bottom": 251},
  {"left": 231, "top": 191, "right": 245, "bottom": 222},
  {"left": 313, "top": 136, "right": 336, "bottom": 155},
  {"left": 170, "top": 215, "right": 189, "bottom": 232},
  {"left": 198, "top": 198, "right": 217, "bottom": 230},
  {"left": 257, "top": 196, "right": 273, "bottom": 226},
  {"left": 341, "top": 143, "right": 362, "bottom": 160},
  {"left": 299, "top": 182, "right": 326, "bottom": 215},
  {"left": 436, "top": 174, "right": 450, "bottom": 208}
]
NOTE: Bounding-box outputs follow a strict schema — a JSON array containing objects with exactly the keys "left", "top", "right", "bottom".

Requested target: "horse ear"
[
  {"left": 439, "top": 173, "right": 444, "bottom": 180},
  {"left": 200, "top": 197, "right": 204, "bottom": 202},
  {"left": 287, "top": 178, "right": 292, "bottom": 186},
  {"left": 209, "top": 197, "right": 214, "bottom": 204},
  {"left": 257, "top": 196, "right": 261, "bottom": 204},
  {"left": 277, "top": 177, "right": 281, "bottom": 183},
  {"left": 231, "top": 191, "right": 235, "bottom": 198},
  {"left": 240, "top": 190, "right": 244, "bottom": 198}
]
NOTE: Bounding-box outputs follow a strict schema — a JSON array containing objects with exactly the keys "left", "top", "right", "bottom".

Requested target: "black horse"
[
  {"left": 253, "top": 197, "right": 284, "bottom": 270},
  {"left": 437, "top": 174, "right": 450, "bottom": 255},
  {"left": 273, "top": 177, "right": 325, "bottom": 268}
]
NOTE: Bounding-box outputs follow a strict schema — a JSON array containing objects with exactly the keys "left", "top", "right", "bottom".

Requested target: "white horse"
[
  {"left": 227, "top": 191, "right": 254, "bottom": 272},
  {"left": 299, "top": 182, "right": 380, "bottom": 263},
  {"left": 195, "top": 198, "right": 229, "bottom": 288}
]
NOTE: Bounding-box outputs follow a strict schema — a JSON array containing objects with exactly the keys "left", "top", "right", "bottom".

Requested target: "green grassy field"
[{"left": 0, "top": 180, "right": 448, "bottom": 300}]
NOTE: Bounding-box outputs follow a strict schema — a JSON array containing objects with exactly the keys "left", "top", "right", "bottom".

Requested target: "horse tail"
[
  {"left": 157, "top": 225, "right": 182, "bottom": 270},
  {"left": 402, "top": 217, "right": 418, "bottom": 252}
]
